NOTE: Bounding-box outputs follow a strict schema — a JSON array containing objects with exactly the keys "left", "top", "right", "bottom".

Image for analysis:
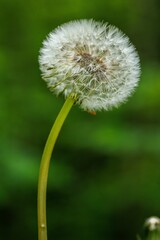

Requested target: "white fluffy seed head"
[
  {"left": 39, "top": 19, "right": 140, "bottom": 111},
  {"left": 144, "top": 217, "right": 160, "bottom": 231}
]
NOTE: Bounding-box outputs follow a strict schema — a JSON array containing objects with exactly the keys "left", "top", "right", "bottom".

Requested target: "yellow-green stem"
[{"left": 37, "top": 96, "right": 75, "bottom": 240}]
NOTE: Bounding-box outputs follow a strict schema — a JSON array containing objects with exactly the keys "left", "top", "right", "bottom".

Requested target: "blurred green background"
[{"left": 0, "top": 0, "right": 160, "bottom": 239}]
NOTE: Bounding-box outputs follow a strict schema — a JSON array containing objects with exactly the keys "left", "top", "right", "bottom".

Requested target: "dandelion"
[
  {"left": 39, "top": 19, "right": 140, "bottom": 111},
  {"left": 138, "top": 216, "right": 160, "bottom": 240},
  {"left": 144, "top": 217, "right": 160, "bottom": 231},
  {"left": 37, "top": 19, "right": 141, "bottom": 240}
]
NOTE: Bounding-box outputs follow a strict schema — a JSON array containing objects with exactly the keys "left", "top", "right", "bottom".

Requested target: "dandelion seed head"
[
  {"left": 39, "top": 19, "right": 140, "bottom": 111},
  {"left": 144, "top": 217, "right": 160, "bottom": 231}
]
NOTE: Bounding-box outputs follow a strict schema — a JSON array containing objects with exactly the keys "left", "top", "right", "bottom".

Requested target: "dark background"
[{"left": 0, "top": 0, "right": 160, "bottom": 239}]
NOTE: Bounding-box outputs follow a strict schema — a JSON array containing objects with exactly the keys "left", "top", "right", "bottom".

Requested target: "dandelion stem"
[{"left": 37, "top": 95, "right": 75, "bottom": 240}]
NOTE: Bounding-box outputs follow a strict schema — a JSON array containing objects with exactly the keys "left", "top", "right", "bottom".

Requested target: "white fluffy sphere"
[{"left": 39, "top": 19, "right": 140, "bottom": 111}]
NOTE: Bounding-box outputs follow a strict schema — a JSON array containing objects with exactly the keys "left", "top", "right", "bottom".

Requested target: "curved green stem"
[{"left": 37, "top": 95, "right": 75, "bottom": 240}]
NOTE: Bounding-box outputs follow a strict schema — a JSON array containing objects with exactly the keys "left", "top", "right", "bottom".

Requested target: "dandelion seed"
[{"left": 39, "top": 19, "right": 140, "bottom": 111}]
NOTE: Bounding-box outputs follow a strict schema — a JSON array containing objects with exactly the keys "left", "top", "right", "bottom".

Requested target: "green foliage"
[{"left": 0, "top": 0, "right": 160, "bottom": 239}]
